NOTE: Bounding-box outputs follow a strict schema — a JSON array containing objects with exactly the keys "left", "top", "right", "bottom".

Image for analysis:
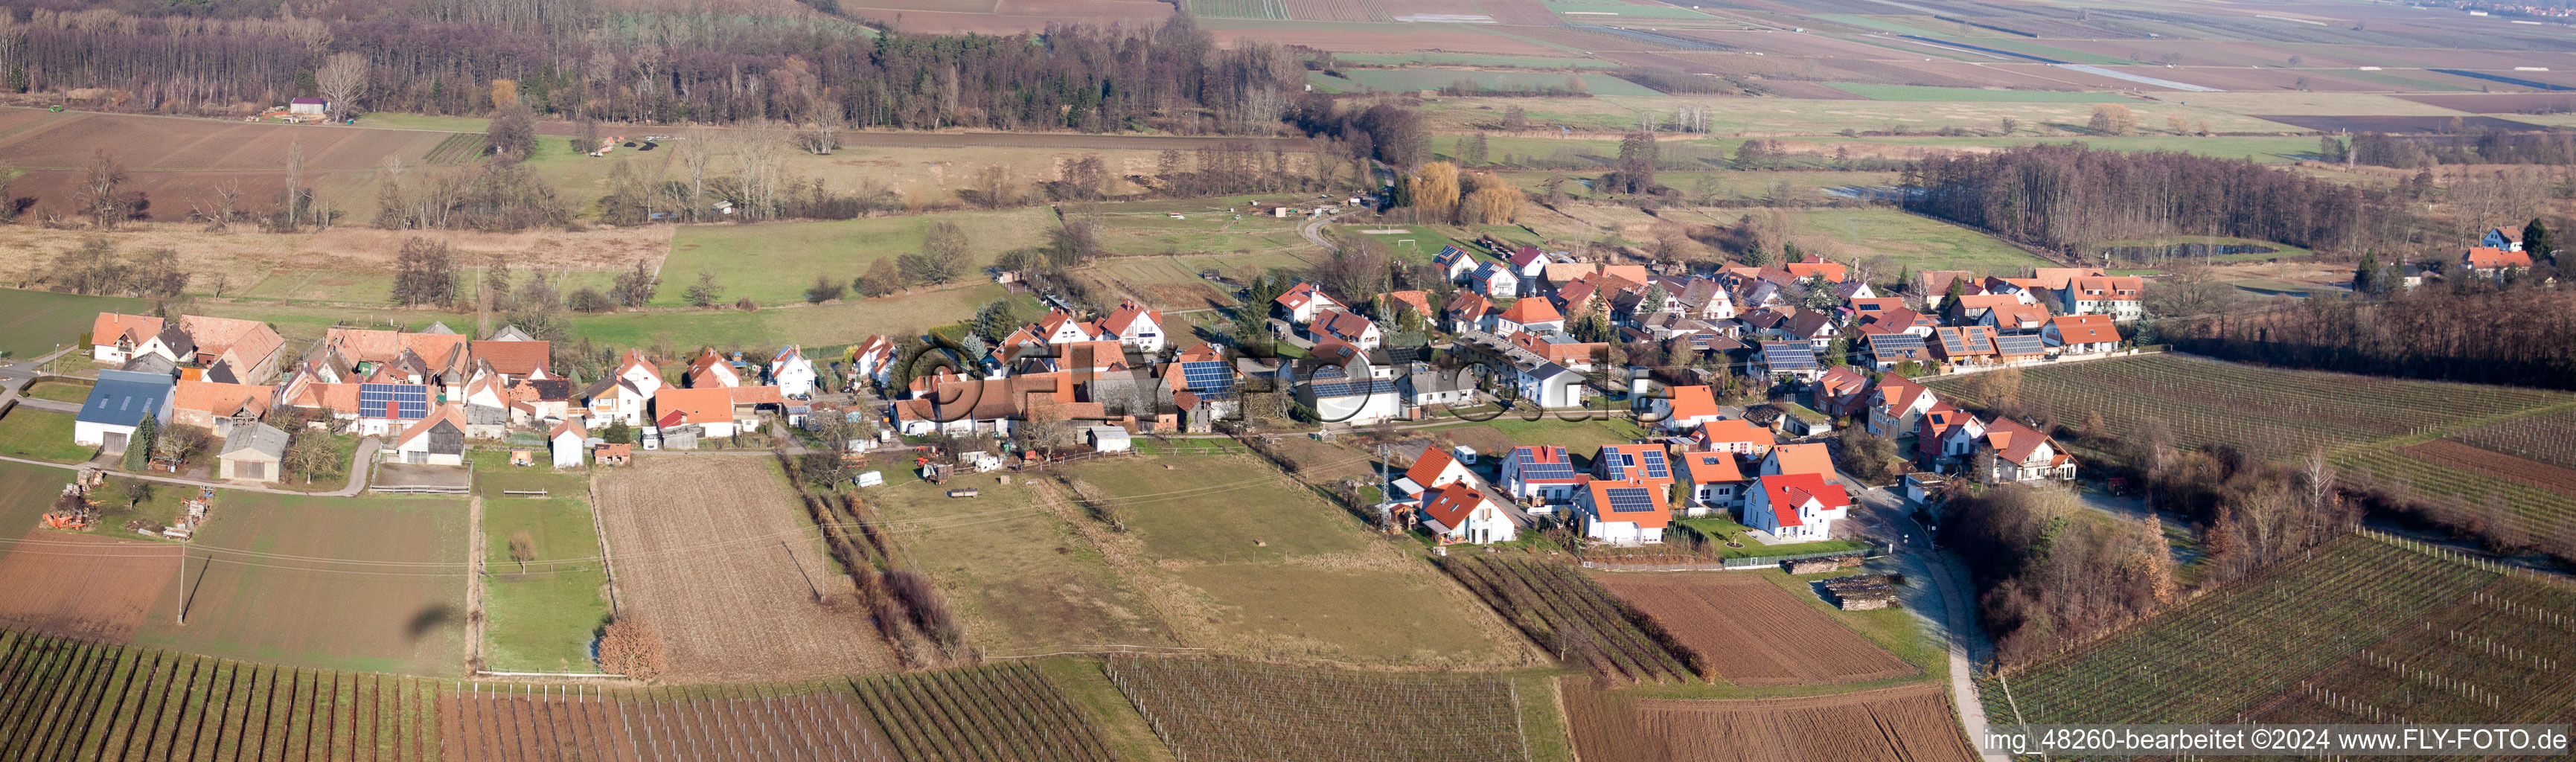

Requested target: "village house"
[
  {"left": 1469, "top": 261, "right": 1520, "bottom": 298},
  {"left": 1574, "top": 478, "right": 1670, "bottom": 545},
  {"left": 89, "top": 313, "right": 165, "bottom": 364},
  {"left": 1168, "top": 345, "right": 1239, "bottom": 432},
  {"left": 216, "top": 422, "right": 288, "bottom": 483},
  {"left": 1677, "top": 451, "right": 1750, "bottom": 514},
  {"left": 1757, "top": 341, "right": 1824, "bottom": 383},
  {"left": 352, "top": 382, "right": 433, "bottom": 436},
  {"left": 1864, "top": 332, "right": 1933, "bottom": 372},
  {"left": 1297, "top": 365, "right": 1400, "bottom": 426},
  {"left": 1314, "top": 310, "right": 1384, "bottom": 350},
  {"left": 170, "top": 380, "right": 273, "bottom": 436},
  {"left": 851, "top": 336, "right": 898, "bottom": 387},
  {"left": 1655, "top": 385, "right": 1724, "bottom": 432},
  {"left": 1915, "top": 405, "right": 1988, "bottom": 473},
  {"left": 2042, "top": 315, "right": 2123, "bottom": 355},
  {"left": 2482, "top": 226, "right": 2525, "bottom": 252},
  {"left": 1445, "top": 292, "right": 1493, "bottom": 333},
  {"left": 685, "top": 349, "right": 744, "bottom": 388},
  {"left": 1811, "top": 367, "right": 1872, "bottom": 419},
  {"left": 1744, "top": 473, "right": 1852, "bottom": 542},
  {"left": 2060, "top": 275, "right": 2145, "bottom": 323},
  {"left": 1492, "top": 298, "right": 1565, "bottom": 335},
  {"left": 1394, "top": 446, "right": 1479, "bottom": 496},
  {"left": 1432, "top": 246, "right": 1477, "bottom": 282},
  {"left": 1273, "top": 282, "right": 1344, "bottom": 324},
  {"left": 74, "top": 369, "right": 176, "bottom": 450},
  {"left": 1594, "top": 444, "right": 1675, "bottom": 490},
  {"left": 1399, "top": 364, "right": 1476, "bottom": 416},
  {"left": 1975, "top": 417, "right": 2077, "bottom": 483},
  {"left": 1418, "top": 483, "right": 1516, "bottom": 545},
  {"left": 1500, "top": 445, "right": 1588, "bottom": 506},
  {"left": 1760, "top": 442, "right": 1837, "bottom": 481},
  {"left": 1867, "top": 376, "right": 1939, "bottom": 439},
  {"left": 470, "top": 339, "right": 551, "bottom": 383},
  {"left": 1932, "top": 325, "right": 1999, "bottom": 367},
  {"left": 177, "top": 316, "right": 287, "bottom": 384},
  {"left": 388, "top": 404, "right": 467, "bottom": 466},
  {"left": 1693, "top": 418, "right": 1777, "bottom": 456},
  {"left": 1784, "top": 259, "right": 1849, "bottom": 284},
  {"left": 2461, "top": 246, "right": 2535, "bottom": 278},
  {"left": 1506, "top": 245, "right": 1552, "bottom": 283},
  {"left": 768, "top": 345, "right": 819, "bottom": 397},
  {"left": 1098, "top": 301, "right": 1168, "bottom": 353},
  {"left": 1383, "top": 291, "right": 1436, "bottom": 325}
]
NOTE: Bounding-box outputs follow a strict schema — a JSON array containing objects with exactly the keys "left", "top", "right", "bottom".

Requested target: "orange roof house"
[
  {"left": 653, "top": 387, "right": 742, "bottom": 427},
  {"left": 1661, "top": 385, "right": 1722, "bottom": 430},
  {"left": 1495, "top": 298, "right": 1563, "bottom": 329},
  {"left": 1763, "top": 442, "right": 1836, "bottom": 480},
  {"left": 171, "top": 380, "right": 274, "bottom": 428},
  {"left": 1695, "top": 419, "right": 1777, "bottom": 455},
  {"left": 1785, "top": 260, "right": 1849, "bottom": 284},
  {"left": 92, "top": 313, "right": 164, "bottom": 348},
  {"left": 471, "top": 340, "right": 552, "bottom": 379},
  {"left": 2464, "top": 246, "right": 2534, "bottom": 270}
]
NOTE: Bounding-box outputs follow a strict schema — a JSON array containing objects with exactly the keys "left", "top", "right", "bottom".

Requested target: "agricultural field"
[
  {"left": 1438, "top": 554, "right": 1696, "bottom": 683},
  {"left": 0, "top": 289, "right": 147, "bottom": 361},
  {"left": 852, "top": 662, "right": 1112, "bottom": 762},
  {"left": 130, "top": 493, "right": 470, "bottom": 676},
  {"left": 0, "top": 628, "right": 451, "bottom": 761},
  {"left": 866, "top": 476, "right": 1180, "bottom": 658},
  {"left": 653, "top": 208, "right": 1055, "bottom": 308},
  {"left": 477, "top": 493, "right": 613, "bottom": 674},
  {"left": 0, "top": 531, "right": 179, "bottom": 641},
  {"left": 1982, "top": 533, "right": 2523, "bottom": 729},
  {"left": 1058, "top": 453, "right": 1530, "bottom": 666},
  {"left": 1565, "top": 680, "right": 1977, "bottom": 762},
  {"left": 590, "top": 456, "right": 895, "bottom": 682},
  {"left": 1314, "top": 68, "right": 1661, "bottom": 96},
  {"left": 1593, "top": 572, "right": 1914, "bottom": 687},
  {"left": 0, "top": 108, "right": 450, "bottom": 220},
  {"left": 1105, "top": 656, "right": 1529, "bottom": 762},
  {"left": 1779, "top": 208, "right": 2052, "bottom": 275}
]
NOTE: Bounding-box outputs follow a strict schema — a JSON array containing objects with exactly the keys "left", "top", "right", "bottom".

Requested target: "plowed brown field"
[
  {"left": 2403, "top": 439, "right": 2576, "bottom": 497},
  {"left": 593, "top": 458, "right": 895, "bottom": 682},
  {"left": 1567, "top": 681, "right": 1976, "bottom": 762},
  {"left": 441, "top": 684, "right": 894, "bottom": 761},
  {"left": 0, "top": 530, "right": 176, "bottom": 641},
  {"left": 1593, "top": 572, "right": 1913, "bottom": 686}
]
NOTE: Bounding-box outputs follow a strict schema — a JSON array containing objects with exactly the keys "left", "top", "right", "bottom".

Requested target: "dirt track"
[{"left": 593, "top": 458, "right": 895, "bottom": 682}]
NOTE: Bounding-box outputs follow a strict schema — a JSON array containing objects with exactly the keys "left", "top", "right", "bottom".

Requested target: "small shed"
[
  {"left": 855, "top": 470, "right": 884, "bottom": 487},
  {"left": 216, "top": 422, "right": 288, "bottom": 483},
  {"left": 1087, "top": 426, "right": 1132, "bottom": 453},
  {"left": 594, "top": 443, "right": 633, "bottom": 466},
  {"left": 510, "top": 449, "right": 534, "bottom": 467},
  {"left": 289, "top": 97, "right": 329, "bottom": 115},
  {"left": 550, "top": 417, "right": 589, "bottom": 468}
]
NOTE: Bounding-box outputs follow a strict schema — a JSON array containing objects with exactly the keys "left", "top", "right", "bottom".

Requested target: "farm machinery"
[{"left": 40, "top": 467, "right": 104, "bottom": 530}]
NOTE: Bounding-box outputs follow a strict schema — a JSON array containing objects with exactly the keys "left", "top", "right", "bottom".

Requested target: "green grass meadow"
[
  {"left": 0, "top": 408, "right": 94, "bottom": 463},
  {"left": 654, "top": 208, "right": 1055, "bottom": 307},
  {"left": 479, "top": 495, "right": 612, "bottom": 673},
  {"left": 0, "top": 289, "right": 148, "bottom": 360}
]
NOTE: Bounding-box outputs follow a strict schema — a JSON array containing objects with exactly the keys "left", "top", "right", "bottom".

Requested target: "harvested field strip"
[
  {"left": 851, "top": 662, "right": 1108, "bottom": 762},
  {"left": 1105, "top": 656, "right": 1527, "bottom": 762},
  {"left": 424, "top": 133, "right": 485, "bottom": 164},
  {"left": 1439, "top": 555, "right": 1695, "bottom": 682},
  {"left": 1984, "top": 533, "right": 2498, "bottom": 727},
  {"left": 1569, "top": 681, "right": 1978, "bottom": 762},
  {"left": 2401, "top": 439, "right": 2576, "bottom": 497},
  {"left": 1592, "top": 572, "right": 1914, "bottom": 687},
  {"left": 0, "top": 627, "right": 446, "bottom": 761}
]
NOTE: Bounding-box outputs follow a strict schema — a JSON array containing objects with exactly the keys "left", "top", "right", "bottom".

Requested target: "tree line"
[
  {"left": 2329, "top": 130, "right": 2576, "bottom": 168},
  {"left": 0, "top": 8, "right": 1301, "bottom": 135},
  {"left": 1902, "top": 142, "right": 2410, "bottom": 256},
  {"left": 2168, "top": 282, "right": 2576, "bottom": 391}
]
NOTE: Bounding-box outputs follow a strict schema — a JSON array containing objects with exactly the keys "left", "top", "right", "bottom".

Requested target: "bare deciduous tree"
[
  {"left": 316, "top": 52, "right": 368, "bottom": 122},
  {"left": 74, "top": 150, "right": 130, "bottom": 230}
]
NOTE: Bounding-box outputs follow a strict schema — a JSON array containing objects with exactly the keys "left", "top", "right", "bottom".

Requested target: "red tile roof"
[
  {"left": 1757, "top": 473, "right": 1849, "bottom": 528},
  {"left": 472, "top": 340, "right": 552, "bottom": 377},
  {"left": 1767, "top": 442, "right": 1835, "bottom": 479},
  {"left": 2049, "top": 314, "right": 2120, "bottom": 345},
  {"left": 1665, "top": 385, "right": 1719, "bottom": 423},
  {"left": 1696, "top": 419, "right": 1775, "bottom": 449},
  {"left": 1585, "top": 479, "right": 1670, "bottom": 529},
  {"left": 1497, "top": 298, "right": 1562, "bottom": 326},
  {"left": 92, "top": 313, "right": 163, "bottom": 346},
  {"left": 173, "top": 380, "right": 274, "bottom": 419},
  {"left": 1784, "top": 260, "right": 1848, "bottom": 284},
  {"left": 1405, "top": 446, "right": 1468, "bottom": 490},
  {"left": 2464, "top": 246, "right": 2534, "bottom": 269},
  {"left": 1417, "top": 484, "right": 1493, "bottom": 532},
  {"left": 1097, "top": 301, "right": 1162, "bottom": 336},
  {"left": 1385, "top": 290, "right": 1434, "bottom": 319},
  {"left": 1681, "top": 452, "right": 1745, "bottom": 484}
]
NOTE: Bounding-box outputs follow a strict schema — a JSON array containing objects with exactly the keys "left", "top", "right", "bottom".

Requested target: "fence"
[{"left": 1577, "top": 542, "right": 1892, "bottom": 572}]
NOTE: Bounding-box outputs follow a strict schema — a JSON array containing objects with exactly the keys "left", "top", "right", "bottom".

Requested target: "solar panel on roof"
[
  {"left": 359, "top": 383, "right": 428, "bottom": 419},
  {"left": 1870, "top": 333, "right": 1925, "bottom": 349},
  {"left": 1993, "top": 334, "right": 2048, "bottom": 355},
  {"left": 1605, "top": 487, "right": 1658, "bottom": 513},
  {"left": 1180, "top": 361, "right": 1237, "bottom": 397},
  {"left": 1640, "top": 449, "right": 1669, "bottom": 479}
]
